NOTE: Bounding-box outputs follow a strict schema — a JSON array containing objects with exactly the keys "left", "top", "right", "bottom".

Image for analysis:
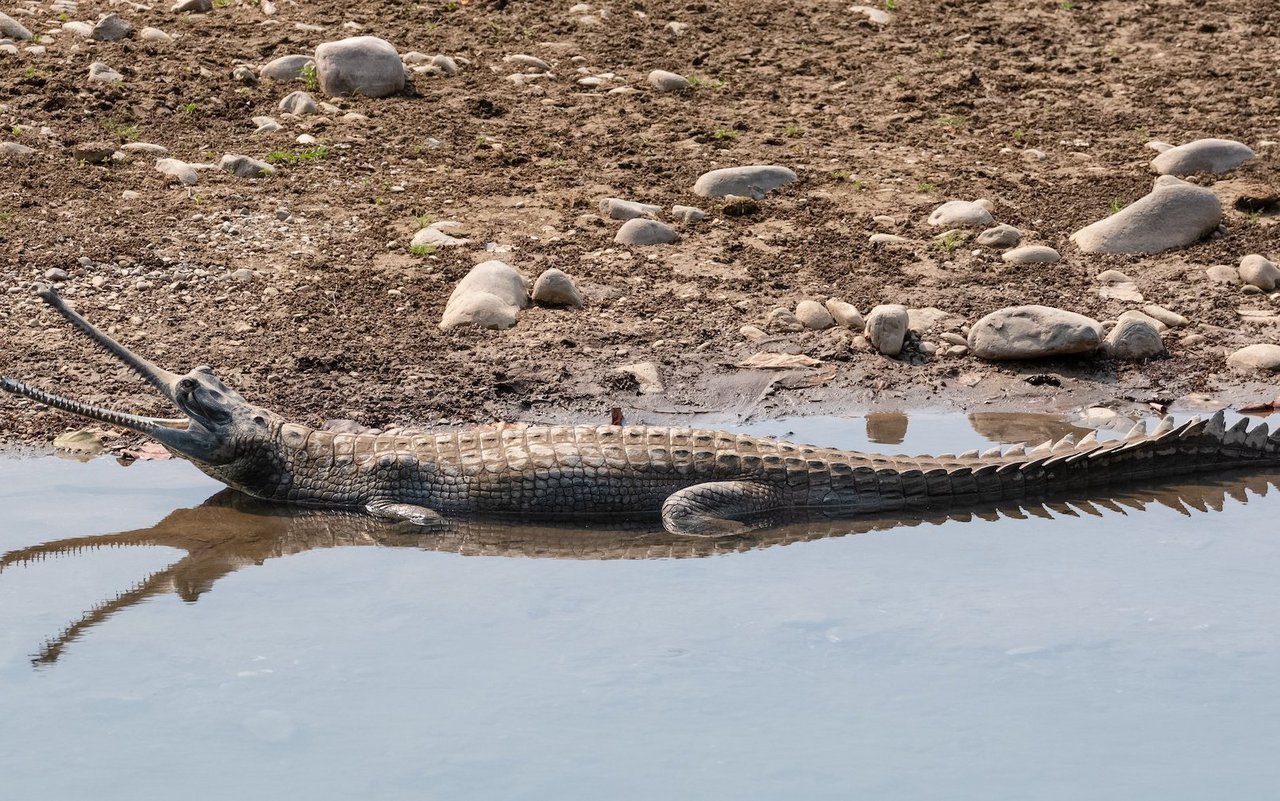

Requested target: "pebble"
[
  {"left": 233, "top": 65, "right": 258, "bottom": 84},
  {"left": 531, "top": 268, "right": 583, "bottom": 308},
  {"left": 1227, "top": 344, "right": 1280, "bottom": 372},
  {"left": 1118, "top": 309, "right": 1167, "bottom": 333},
  {"left": 426, "top": 54, "right": 457, "bottom": 76},
  {"left": 615, "top": 218, "right": 680, "bottom": 245},
  {"left": 0, "top": 12, "right": 32, "bottom": 40},
  {"left": 71, "top": 141, "right": 116, "bottom": 163},
  {"left": 260, "top": 54, "right": 316, "bottom": 81},
  {"left": 927, "top": 200, "right": 994, "bottom": 228},
  {"left": 1070, "top": 176, "right": 1221, "bottom": 254},
  {"left": 1206, "top": 264, "right": 1240, "bottom": 284},
  {"left": 1150, "top": 138, "right": 1256, "bottom": 177},
  {"left": 795, "top": 300, "right": 834, "bottom": 330},
  {"left": 666, "top": 21, "right": 689, "bottom": 35},
  {"left": 412, "top": 221, "right": 470, "bottom": 248},
  {"left": 824, "top": 299, "right": 863, "bottom": 330},
  {"left": 647, "top": 69, "right": 690, "bottom": 91},
  {"left": 121, "top": 190, "right": 141, "bottom": 200},
  {"left": 599, "top": 197, "right": 660, "bottom": 220},
  {"left": 869, "top": 233, "right": 911, "bottom": 245},
  {"left": 63, "top": 21, "right": 93, "bottom": 37},
  {"left": 864, "top": 304, "right": 909, "bottom": 356},
  {"left": 91, "top": 13, "right": 131, "bottom": 41},
  {"left": 968, "top": 305, "right": 1102, "bottom": 360},
  {"left": 977, "top": 224, "right": 1022, "bottom": 248},
  {"left": 670, "top": 205, "right": 705, "bottom": 223},
  {"left": 140, "top": 27, "right": 173, "bottom": 43},
  {"left": 171, "top": 0, "right": 213, "bottom": 12},
  {"left": 219, "top": 153, "right": 274, "bottom": 178},
  {"left": 315, "top": 37, "right": 405, "bottom": 97},
  {"left": 156, "top": 157, "right": 197, "bottom": 185},
  {"left": 230, "top": 268, "right": 255, "bottom": 282},
  {"left": 88, "top": 62, "right": 123, "bottom": 83},
  {"left": 45, "top": 268, "right": 69, "bottom": 282},
  {"left": 849, "top": 4, "right": 891, "bottom": 23},
  {"left": 692, "top": 165, "right": 797, "bottom": 199},
  {"left": 0, "top": 141, "right": 35, "bottom": 158},
  {"left": 1103, "top": 317, "right": 1165, "bottom": 360},
  {"left": 1001, "top": 245, "right": 1061, "bottom": 264},
  {"left": 1095, "top": 269, "right": 1132, "bottom": 285},
  {"left": 279, "top": 90, "right": 319, "bottom": 115},
  {"left": 439, "top": 260, "right": 529, "bottom": 331},
  {"left": 504, "top": 54, "right": 551, "bottom": 73},
  {"left": 253, "top": 116, "right": 282, "bottom": 133},
  {"left": 1142, "top": 304, "right": 1187, "bottom": 328},
  {"left": 1239, "top": 254, "right": 1280, "bottom": 291}
]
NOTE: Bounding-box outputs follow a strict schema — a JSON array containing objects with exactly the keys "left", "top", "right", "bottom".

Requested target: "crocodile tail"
[{"left": 994, "top": 410, "right": 1280, "bottom": 496}]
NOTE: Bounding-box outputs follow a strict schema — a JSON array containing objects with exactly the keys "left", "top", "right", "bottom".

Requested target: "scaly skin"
[{"left": 4, "top": 286, "right": 1280, "bottom": 534}]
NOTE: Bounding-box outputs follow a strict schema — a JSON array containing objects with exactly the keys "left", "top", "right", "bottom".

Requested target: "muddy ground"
[{"left": 2, "top": 0, "right": 1280, "bottom": 451}]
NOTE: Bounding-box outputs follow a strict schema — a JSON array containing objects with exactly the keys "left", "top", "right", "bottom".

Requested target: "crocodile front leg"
[{"left": 660, "top": 480, "right": 784, "bottom": 536}]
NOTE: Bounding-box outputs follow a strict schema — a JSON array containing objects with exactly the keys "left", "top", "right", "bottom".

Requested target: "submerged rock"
[{"left": 1070, "top": 176, "right": 1221, "bottom": 254}]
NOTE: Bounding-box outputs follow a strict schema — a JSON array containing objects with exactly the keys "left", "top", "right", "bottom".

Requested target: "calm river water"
[{"left": 2, "top": 412, "right": 1278, "bottom": 800}]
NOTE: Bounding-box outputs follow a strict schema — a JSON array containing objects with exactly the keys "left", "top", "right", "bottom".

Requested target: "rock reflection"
[
  {"left": 966, "top": 412, "right": 1097, "bottom": 446},
  {"left": 864, "top": 412, "right": 909, "bottom": 445},
  {"left": 5, "top": 468, "right": 1280, "bottom": 666}
]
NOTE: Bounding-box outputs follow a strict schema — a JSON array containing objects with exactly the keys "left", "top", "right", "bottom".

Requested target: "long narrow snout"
[{"left": 0, "top": 285, "right": 188, "bottom": 436}]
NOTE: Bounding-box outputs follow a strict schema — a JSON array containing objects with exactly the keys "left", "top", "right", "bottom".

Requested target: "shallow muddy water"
[{"left": 2, "top": 412, "right": 1280, "bottom": 800}]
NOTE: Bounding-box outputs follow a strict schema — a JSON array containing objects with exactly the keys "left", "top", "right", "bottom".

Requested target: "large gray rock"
[
  {"left": 1103, "top": 317, "right": 1165, "bottom": 361},
  {"left": 531, "top": 268, "right": 583, "bottom": 308},
  {"left": 91, "top": 14, "right": 131, "bottom": 41},
  {"left": 88, "top": 62, "right": 123, "bottom": 83},
  {"left": 968, "top": 305, "right": 1102, "bottom": 360},
  {"left": 647, "top": 69, "right": 690, "bottom": 92},
  {"left": 261, "top": 54, "right": 316, "bottom": 81},
  {"left": 599, "top": 197, "right": 660, "bottom": 220},
  {"left": 864, "top": 304, "right": 909, "bottom": 356},
  {"left": 219, "top": 154, "right": 274, "bottom": 178},
  {"left": 615, "top": 218, "right": 679, "bottom": 245},
  {"left": 1228, "top": 344, "right": 1280, "bottom": 372},
  {"left": 1150, "top": 138, "right": 1256, "bottom": 177},
  {"left": 439, "top": 260, "right": 529, "bottom": 331},
  {"left": 692, "top": 165, "right": 797, "bottom": 199},
  {"left": 0, "top": 12, "right": 32, "bottom": 40},
  {"left": 314, "top": 36, "right": 405, "bottom": 98},
  {"left": 1239, "top": 254, "right": 1280, "bottom": 291},
  {"left": 1070, "top": 176, "right": 1221, "bottom": 254},
  {"left": 927, "top": 200, "right": 993, "bottom": 228}
]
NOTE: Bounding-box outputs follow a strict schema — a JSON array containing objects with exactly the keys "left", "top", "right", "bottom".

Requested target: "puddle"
[{"left": 2, "top": 411, "right": 1280, "bottom": 799}]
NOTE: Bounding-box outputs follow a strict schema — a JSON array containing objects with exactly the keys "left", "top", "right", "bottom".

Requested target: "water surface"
[{"left": 2, "top": 412, "right": 1280, "bottom": 800}]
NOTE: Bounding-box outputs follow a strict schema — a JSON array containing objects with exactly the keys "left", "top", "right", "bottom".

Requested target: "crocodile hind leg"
[
  {"left": 660, "top": 480, "right": 783, "bottom": 536},
  {"left": 366, "top": 500, "right": 445, "bottom": 527}
]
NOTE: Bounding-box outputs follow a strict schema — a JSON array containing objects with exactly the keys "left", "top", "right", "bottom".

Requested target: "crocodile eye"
[{"left": 179, "top": 378, "right": 197, "bottom": 391}]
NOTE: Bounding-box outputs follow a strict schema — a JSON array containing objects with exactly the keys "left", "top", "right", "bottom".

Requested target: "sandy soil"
[{"left": 1, "top": 0, "right": 1279, "bottom": 450}]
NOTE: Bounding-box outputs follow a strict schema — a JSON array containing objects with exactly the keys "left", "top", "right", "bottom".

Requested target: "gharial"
[{"left": 3, "top": 285, "right": 1280, "bottom": 536}]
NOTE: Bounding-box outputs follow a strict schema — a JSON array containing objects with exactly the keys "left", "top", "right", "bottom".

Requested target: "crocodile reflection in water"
[{"left": 5, "top": 471, "right": 1280, "bottom": 666}]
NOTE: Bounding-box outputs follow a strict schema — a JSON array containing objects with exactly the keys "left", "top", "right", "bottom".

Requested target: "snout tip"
[{"left": 33, "top": 283, "right": 57, "bottom": 304}]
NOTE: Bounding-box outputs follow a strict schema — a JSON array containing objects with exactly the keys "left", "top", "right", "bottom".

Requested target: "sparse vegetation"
[
  {"left": 409, "top": 244, "right": 437, "bottom": 256},
  {"left": 1013, "top": 129, "right": 1026, "bottom": 143},
  {"left": 686, "top": 75, "right": 726, "bottom": 89},
  {"left": 936, "top": 115, "right": 967, "bottom": 128},
  {"left": 266, "top": 146, "right": 331, "bottom": 164},
  {"left": 830, "top": 170, "right": 850, "bottom": 181},
  {"left": 103, "top": 120, "right": 139, "bottom": 141},
  {"left": 711, "top": 129, "right": 739, "bottom": 141},
  {"left": 178, "top": 102, "right": 200, "bottom": 114},
  {"left": 917, "top": 180, "right": 935, "bottom": 193},
  {"left": 884, "top": 0, "right": 898, "bottom": 8},
  {"left": 936, "top": 232, "right": 963, "bottom": 252},
  {"left": 413, "top": 212, "right": 435, "bottom": 228},
  {"left": 300, "top": 63, "right": 318, "bottom": 92},
  {"left": 782, "top": 123, "right": 803, "bottom": 138},
  {"left": 1108, "top": 197, "right": 1126, "bottom": 215}
]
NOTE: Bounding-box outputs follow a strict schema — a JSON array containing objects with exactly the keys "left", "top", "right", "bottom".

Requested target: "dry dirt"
[{"left": 2, "top": 0, "right": 1280, "bottom": 451}]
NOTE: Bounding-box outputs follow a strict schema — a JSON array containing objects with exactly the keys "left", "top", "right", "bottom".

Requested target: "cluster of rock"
[{"left": 439, "top": 262, "right": 583, "bottom": 331}]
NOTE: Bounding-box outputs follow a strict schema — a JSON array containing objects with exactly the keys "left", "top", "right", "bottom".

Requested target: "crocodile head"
[{"left": 1, "top": 285, "right": 280, "bottom": 465}]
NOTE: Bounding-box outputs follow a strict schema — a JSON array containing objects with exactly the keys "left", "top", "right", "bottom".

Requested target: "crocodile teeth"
[
  {"left": 981, "top": 446, "right": 1003, "bottom": 458},
  {"left": 1125, "top": 420, "right": 1147, "bottom": 440},
  {"left": 1051, "top": 434, "right": 1077, "bottom": 453}
]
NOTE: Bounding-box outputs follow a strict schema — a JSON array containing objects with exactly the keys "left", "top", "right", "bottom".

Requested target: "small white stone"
[
  {"left": 1002, "top": 245, "right": 1061, "bottom": 264},
  {"left": 647, "top": 69, "right": 690, "bottom": 92},
  {"left": 824, "top": 299, "right": 863, "bottom": 330},
  {"left": 615, "top": 218, "right": 679, "bottom": 245},
  {"left": 795, "top": 300, "right": 834, "bottom": 330},
  {"left": 928, "top": 200, "right": 994, "bottom": 228}
]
